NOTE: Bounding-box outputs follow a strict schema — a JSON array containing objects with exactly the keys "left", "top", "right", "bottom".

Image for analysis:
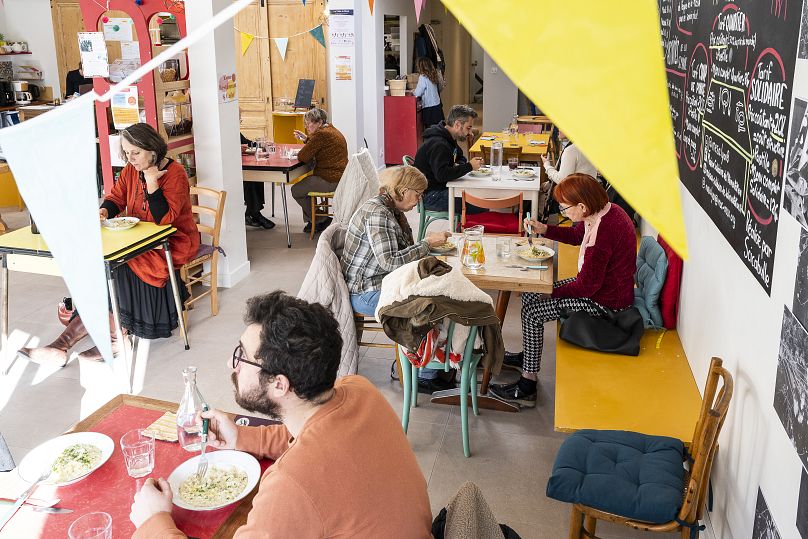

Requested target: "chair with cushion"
[
  {"left": 308, "top": 191, "right": 335, "bottom": 240},
  {"left": 403, "top": 155, "right": 459, "bottom": 240},
  {"left": 634, "top": 236, "right": 668, "bottom": 328},
  {"left": 180, "top": 186, "right": 226, "bottom": 329},
  {"left": 546, "top": 357, "right": 733, "bottom": 539},
  {"left": 400, "top": 322, "right": 482, "bottom": 457},
  {"left": 461, "top": 192, "right": 523, "bottom": 235},
  {"left": 657, "top": 235, "right": 683, "bottom": 330}
]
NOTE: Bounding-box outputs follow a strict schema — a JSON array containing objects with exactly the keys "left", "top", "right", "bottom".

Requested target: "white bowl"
[
  {"left": 516, "top": 246, "right": 555, "bottom": 262},
  {"left": 18, "top": 432, "right": 114, "bottom": 486},
  {"left": 512, "top": 168, "right": 536, "bottom": 178},
  {"left": 470, "top": 168, "right": 492, "bottom": 177},
  {"left": 168, "top": 450, "right": 261, "bottom": 511},
  {"left": 102, "top": 217, "right": 140, "bottom": 231}
]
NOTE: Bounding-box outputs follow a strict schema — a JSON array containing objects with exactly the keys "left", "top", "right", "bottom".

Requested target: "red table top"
[
  {"left": 0, "top": 405, "right": 272, "bottom": 539},
  {"left": 241, "top": 143, "right": 305, "bottom": 171}
]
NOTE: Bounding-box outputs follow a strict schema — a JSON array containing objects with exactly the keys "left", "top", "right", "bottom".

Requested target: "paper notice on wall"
[
  {"left": 335, "top": 55, "right": 352, "bottom": 81},
  {"left": 329, "top": 9, "right": 355, "bottom": 46},
  {"left": 120, "top": 41, "right": 140, "bottom": 61},
  {"left": 77, "top": 32, "right": 109, "bottom": 78},
  {"left": 110, "top": 86, "right": 139, "bottom": 129},
  {"left": 108, "top": 135, "right": 126, "bottom": 167},
  {"left": 103, "top": 18, "right": 134, "bottom": 42},
  {"left": 218, "top": 73, "right": 237, "bottom": 103}
]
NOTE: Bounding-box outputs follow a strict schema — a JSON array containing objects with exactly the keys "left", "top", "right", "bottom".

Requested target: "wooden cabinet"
[
  {"left": 384, "top": 96, "right": 422, "bottom": 165},
  {"left": 234, "top": 0, "right": 273, "bottom": 140},
  {"left": 50, "top": 0, "right": 85, "bottom": 97}
]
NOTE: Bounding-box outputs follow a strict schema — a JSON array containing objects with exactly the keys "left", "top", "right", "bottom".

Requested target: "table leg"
[
  {"left": 448, "top": 187, "right": 455, "bottom": 230},
  {"left": 163, "top": 241, "right": 190, "bottom": 350},
  {"left": 271, "top": 183, "right": 275, "bottom": 217},
  {"left": 0, "top": 255, "right": 10, "bottom": 376},
  {"left": 107, "top": 266, "right": 132, "bottom": 393},
  {"left": 280, "top": 182, "right": 291, "bottom": 248}
]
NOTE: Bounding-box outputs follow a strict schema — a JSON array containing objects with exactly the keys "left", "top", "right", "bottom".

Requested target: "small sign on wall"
[
  {"left": 110, "top": 86, "right": 139, "bottom": 129},
  {"left": 77, "top": 32, "right": 109, "bottom": 78},
  {"left": 218, "top": 73, "right": 237, "bottom": 103}
]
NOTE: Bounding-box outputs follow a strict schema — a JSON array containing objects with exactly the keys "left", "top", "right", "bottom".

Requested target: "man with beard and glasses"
[{"left": 129, "top": 291, "right": 433, "bottom": 538}]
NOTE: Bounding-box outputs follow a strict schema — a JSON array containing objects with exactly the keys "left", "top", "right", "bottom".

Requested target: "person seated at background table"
[
  {"left": 490, "top": 174, "right": 636, "bottom": 407},
  {"left": 129, "top": 291, "right": 433, "bottom": 538},
  {"left": 342, "top": 166, "right": 453, "bottom": 393},
  {"left": 18, "top": 123, "right": 199, "bottom": 366},
  {"left": 240, "top": 132, "right": 275, "bottom": 230},
  {"left": 64, "top": 60, "right": 92, "bottom": 99},
  {"left": 538, "top": 127, "right": 599, "bottom": 219},
  {"left": 291, "top": 108, "right": 348, "bottom": 234},
  {"left": 414, "top": 104, "right": 485, "bottom": 215},
  {"left": 413, "top": 57, "right": 445, "bottom": 130}
]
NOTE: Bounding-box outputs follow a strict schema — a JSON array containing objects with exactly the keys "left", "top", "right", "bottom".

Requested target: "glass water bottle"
[
  {"left": 177, "top": 366, "right": 208, "bottom": 452},
  {"left": 490, "top": 141, "right": 503, "bottom": 181}
]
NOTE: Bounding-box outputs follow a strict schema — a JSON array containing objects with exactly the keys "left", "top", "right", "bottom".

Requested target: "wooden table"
[
  {"left": 446, "top": 166, "right": 544, "bottom": 230},
  {"left": 440, "top": 234, "right": 554, "bottom": 412},
  {"left": 469, "top": 131, "right": 551, "bottom": 163},
  {"left": 0, "top": 223, "right": 188, "bottom": 391},
  {"left": 242, "top": 144, "right": 311, "bottom": 248}
]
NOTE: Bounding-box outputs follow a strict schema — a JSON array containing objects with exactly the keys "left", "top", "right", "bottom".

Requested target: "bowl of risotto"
[
  {"left": 168, "top": 450, "right": 261, "bottom": 511},
  {"left": 516, "top": 245, "right": 555, "bottom": 262},
  {"left": 18, "top": 432, "right": 114, "bottom": 486}
]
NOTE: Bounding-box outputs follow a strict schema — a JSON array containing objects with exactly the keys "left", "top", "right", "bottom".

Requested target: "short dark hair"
[
  {"left": 304, "top": 108, "right": 328, "bottom": 125},
  {"left": 553, "top": 173, "right": 609, "bottom": 215},
  {"left": 244, "top": 291, "right": 342, "bottom": 401},
  {"left": 446, "top": 104, "right": 477, "bottom": 127},
  {"left": 119, "top": 123, "right": 168, "bottom": 165}
]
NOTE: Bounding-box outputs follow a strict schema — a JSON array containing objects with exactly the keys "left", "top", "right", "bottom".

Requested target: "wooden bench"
[{"left": 552, "top": 239, "right": 702, "bottom": 444}]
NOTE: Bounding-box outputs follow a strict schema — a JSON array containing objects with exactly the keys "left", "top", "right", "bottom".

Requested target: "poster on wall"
[
  {"left": 103, "top": 18, "right": 134, "bottom": 42},
  {"left": 786, "top": 98, "right": 808, "bottom": 229},
  {"left": 795, "top": 228, "right": 808, "bottom": 331},
  {"left": 774, "top": 306, "right": 808, "bottom": 470},
  {"left": 335, "top": 55, "right": 352, "bottom": 81},
  {"left": 659, "top": 0, "right": 801, "bottom": 294},
  {"left": 110, "top": 86, "right": 139, "bottom": 129},
  {"left": 799, "top": 468, "right": 808, "bottom": 538},
  {"left": 218, "top": 73, "right": 237, "bottom": 104},
  {"left": 753, "top": 488, "right": 782, "bottom": 538},
  {"left": 329, "top": 9, "right": 355, "bottom": 47},
  {"left": 77, "top": 32, "right": 109, "bottom": 78}
]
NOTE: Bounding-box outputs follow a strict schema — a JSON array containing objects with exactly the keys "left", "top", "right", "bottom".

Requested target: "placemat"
[{"left": 0, "top": 404, "right": 272, "bottom": 538}]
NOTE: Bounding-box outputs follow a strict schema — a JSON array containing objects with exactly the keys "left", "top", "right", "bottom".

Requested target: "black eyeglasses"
[
  {"left": 232, "top": 343, "right": 271, "bottom": 373},
  {"left": 558, "top": 204, "right": 573, "bottom": 215}
]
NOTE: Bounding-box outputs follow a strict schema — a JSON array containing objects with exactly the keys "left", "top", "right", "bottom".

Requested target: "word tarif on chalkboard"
[{"left": 659, "top": 0, "right": 800, "bottom": 294}]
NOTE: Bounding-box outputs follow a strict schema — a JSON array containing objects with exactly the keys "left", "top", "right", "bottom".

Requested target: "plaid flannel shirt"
[{"left": 342, "top": 196, "right": 430, "bottom": 294}]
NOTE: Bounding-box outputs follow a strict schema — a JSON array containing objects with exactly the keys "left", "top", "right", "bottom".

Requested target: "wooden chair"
[
  {"left": 180, "top": 186, "right": 226, "bottom": 329},
  {"left": 354, "top": 311, "right": 401, "bottom": 380},
  {"left": 461, "top": 192, "right": 523, "bottom": 235},
  {"left": 552, "top": 357, "right": 733, "bottom": 539},
  {"left": 308, "top": 191, "right": 335, "bottom": 240}
]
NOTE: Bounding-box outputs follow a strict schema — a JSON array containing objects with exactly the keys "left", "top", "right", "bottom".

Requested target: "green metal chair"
[
  {"left": 400, "top": 322, "right": 482, "bottom": 457},
  {"left": 402, "top": 154, "right": 459, "bottom": 240}
]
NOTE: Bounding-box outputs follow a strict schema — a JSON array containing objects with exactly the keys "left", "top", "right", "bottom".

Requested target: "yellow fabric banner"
[
  {"left": 441, "top": 0, "right": 688, "bottom": 258},
  {"left": 368, "top": 0, "right": 374, "bottom": 15},
  {"left": 240, "top": 31, "right": 254, "bottom": 56}
]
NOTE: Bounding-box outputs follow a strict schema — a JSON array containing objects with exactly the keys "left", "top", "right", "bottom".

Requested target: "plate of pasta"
[
  {"left": 102, "top": 217, "right": 140, "bottom": 231},
  {"left": 18, "top": 432, "right": 114, "bottom": 486},
  {"left": 516, "top": 245, "right": 555, "bottom": 262},
  {"left": 469, "top": 166, "right": 492, "bottom": 177},
  {"left": 168, "top": 450, "right": 261, "bottom": 511},
  {"left": 430, "top": 241, "right": 456, "bottom": 254}
]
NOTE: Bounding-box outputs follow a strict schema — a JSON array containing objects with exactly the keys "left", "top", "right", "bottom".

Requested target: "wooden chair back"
[
  {"left": 461, "top": 192, "right": 523, "bottom": 234},
  {"left": 191, "top": 186, "right": 226, "bottom": 247}
]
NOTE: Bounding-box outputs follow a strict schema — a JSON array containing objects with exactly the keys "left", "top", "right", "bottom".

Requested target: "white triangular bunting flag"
[{"left": 274, "top": 37, "right": 289, "bottom": 61}]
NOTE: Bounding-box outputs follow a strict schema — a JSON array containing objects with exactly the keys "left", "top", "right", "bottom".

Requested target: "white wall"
[
  {"left": 1, "top": 0, "right": 61, "bottom": 96},
  {"left": 482, "top": 51, "right": 517, "bottom": 132}
]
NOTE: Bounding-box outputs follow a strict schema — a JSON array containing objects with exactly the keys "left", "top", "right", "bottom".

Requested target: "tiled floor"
[{"left": 0, "top": 201, "right": 661, "bottom": 538}]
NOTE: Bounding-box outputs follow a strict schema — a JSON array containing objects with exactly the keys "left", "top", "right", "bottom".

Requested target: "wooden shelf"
[
  {"left": 157, "top": 79, "right": 190, "bottom": 92},
  {"left": 0, "top": 52, "right": 32, "bottom": 56}
]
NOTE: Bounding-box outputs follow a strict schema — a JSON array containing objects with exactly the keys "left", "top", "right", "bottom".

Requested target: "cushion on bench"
[
  {"left": 657, "top": 236, "right": 683, "bottom": 330},
  {"left": 634, "top": 236, "right": 668, "bottom": 328},
  {"left": 546, "top": 429, "right": 685, "bottom": 524}
]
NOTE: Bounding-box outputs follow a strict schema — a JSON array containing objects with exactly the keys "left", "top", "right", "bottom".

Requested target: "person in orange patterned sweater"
[{"left": 129, "top": 291, "right": 433, "bottom": 538}]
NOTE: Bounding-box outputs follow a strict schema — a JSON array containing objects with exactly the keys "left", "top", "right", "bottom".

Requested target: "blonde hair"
[{"left": 379, "top": 166, "right": 427, "bottom": 201}]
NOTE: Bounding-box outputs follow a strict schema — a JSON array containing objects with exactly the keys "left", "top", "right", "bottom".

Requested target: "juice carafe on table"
[
  {"left": 461, "top": 225, "right": 486, "bottom": 269},
  {"left": 177, "top": 366, "right": 208, "bottom": 451}
]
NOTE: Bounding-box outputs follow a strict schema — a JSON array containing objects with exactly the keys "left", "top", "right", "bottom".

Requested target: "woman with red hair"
[{"left": 490, "top": 174, "right": 636, "bottom": 407}]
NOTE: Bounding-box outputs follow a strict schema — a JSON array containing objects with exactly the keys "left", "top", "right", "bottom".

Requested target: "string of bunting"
[{"left": 235, "top": 24, "right": 325, "bottom": 59}]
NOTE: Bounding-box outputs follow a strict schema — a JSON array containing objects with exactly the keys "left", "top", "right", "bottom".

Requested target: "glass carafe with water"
[
  {"left": 490, "top": 141, "right": 503, "bottom": 181},
  {"left": 177, "top": 366, "right": 208, "bottom": 452},
  {"left": 461, "top": 225, "right": 486, "bottom": 269}
]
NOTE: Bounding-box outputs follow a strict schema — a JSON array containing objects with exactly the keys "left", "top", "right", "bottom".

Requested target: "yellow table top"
[
  {"left": 517, "top": 115, "right": 553, "bottom": 125},
  {"left": 0, "top": 222, "right": 175, "bottom": 261},
  {"left": 470, "top": 132, "right": 550, "bottom": 158}
]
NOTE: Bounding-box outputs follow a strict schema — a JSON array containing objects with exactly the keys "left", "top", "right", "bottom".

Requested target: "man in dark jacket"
[{"left": 414, "top": 104, "right": 485, "bottom": 212}]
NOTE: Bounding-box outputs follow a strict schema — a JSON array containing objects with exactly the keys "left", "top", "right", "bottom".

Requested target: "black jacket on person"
[{"left": 413, "top": 122, "right": 472, "bottom": 192}]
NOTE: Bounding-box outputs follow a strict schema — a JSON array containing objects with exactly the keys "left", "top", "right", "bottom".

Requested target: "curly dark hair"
[{"left": 244, "top": 291, "right": 342, "bottom": 401}]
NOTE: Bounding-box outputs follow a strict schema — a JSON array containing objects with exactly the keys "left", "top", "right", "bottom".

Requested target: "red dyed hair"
[{"left": 553, "top": 174, "right": 609, "bottom": 216}]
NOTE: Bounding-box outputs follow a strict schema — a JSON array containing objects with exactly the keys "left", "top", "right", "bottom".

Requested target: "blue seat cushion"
[
  {"left": 546, "top": 430, "right": 685, "bottom": 523},
  {"left": 634, "top": 236, "right": 668, "bottom": 328}
]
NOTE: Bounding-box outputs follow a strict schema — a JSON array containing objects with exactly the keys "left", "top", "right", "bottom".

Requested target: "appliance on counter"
[{"left": 0, "top": 82, "right": 13, "bottom": 106}]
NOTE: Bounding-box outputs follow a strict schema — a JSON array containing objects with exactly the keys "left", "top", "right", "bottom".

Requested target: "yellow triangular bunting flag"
[
  {"left": 441, "top": 0, "right": 688, "bottom": 258},
  {"left": 240, "top": 31, "right": 254, "bottom": 56},
  {"left": 368, "top": 0, "right": 374, "bottom": 15}
]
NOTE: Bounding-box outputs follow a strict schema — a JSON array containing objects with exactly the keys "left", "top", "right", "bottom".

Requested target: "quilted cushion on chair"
[
  {"left": 657, "top": 236, "right": 683, "bottom": 330},
  {"left": 463, "top": 212, "right": 520, "bottom": 234},
  {"left": 633, "top": 236, "right": 668, "bottom": 328},
  {"left": 546, "top": 430, "right": 685, "bottom": 524}
]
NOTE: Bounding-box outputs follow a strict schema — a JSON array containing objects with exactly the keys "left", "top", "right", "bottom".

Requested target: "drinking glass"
[
  {"left": 120, "top": 428, "right": 155, "bottom": 478},
  {"left": 496, "top": 236, "right": 511, "bottom": 258},
  {"left": 68, "top": 512, "right": 112, "bottom": 539},
  {"left": 255, "top": 141, "right": 270, "bottom": 161},
  {"left": 508, "top": 157, "right": 519, "bottom": 171}
]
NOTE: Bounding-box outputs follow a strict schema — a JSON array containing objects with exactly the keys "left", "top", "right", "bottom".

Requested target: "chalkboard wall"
[{"left": 659, "top": 0, "right": 800, "bottom": 294}]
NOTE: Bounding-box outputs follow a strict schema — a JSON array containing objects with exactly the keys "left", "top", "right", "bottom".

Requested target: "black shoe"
[
  {"left": 314, "top": 217, "right": 333, "bottom": 233},
  {"left": 254, "top": 214, "right": 276, "bottom": 229},
  {"left": 417, "top": 376, "right": 456, "bottom": 395},
  {"left": 489, "top": 379, "right": 537, "bottom": 407},
  {"left": 245, "top": 214, "right": 263, "bottom": 228},
  {"left": 303, "top": 222, "right": 313, "bottom": 233},
  {"left": 502, "top": 351, "right": 523, "bottom": 370}
]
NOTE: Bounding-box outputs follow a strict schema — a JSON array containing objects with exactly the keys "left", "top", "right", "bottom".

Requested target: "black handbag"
[{"left": 558, "top": 306, "right": 644, "bottom": 356}]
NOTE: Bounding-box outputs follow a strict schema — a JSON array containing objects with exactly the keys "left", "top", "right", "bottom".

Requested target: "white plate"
[
  {"left": 102, "top": 217, "right": 140, "bottom": 231},
  {"left": 516, "top": 246, "right": 555, "bottom": 262},
  {"left": 168, "top": 450, "right": 261, "bottom": 511},
  {"left": 470, "top": 168, "right": 492, "bottom": 177},
  {"left": 430, "top": 242, "right": 456, "bottom": 254},
  {"left": 512, "top": 169, "right": 536, "bottom": 178},
  {"left": 18, "top": 432, "right": 114, "bottom": 486}
]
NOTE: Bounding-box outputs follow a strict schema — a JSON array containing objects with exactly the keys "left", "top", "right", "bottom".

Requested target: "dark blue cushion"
[{"left": 546, "top": 430, "right": 685, "bottom": 523}]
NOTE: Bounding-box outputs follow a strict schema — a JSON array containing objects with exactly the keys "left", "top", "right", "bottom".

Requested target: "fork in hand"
[
  {"left": 195, "top": 405, "right": 210, "bottom": 480},
  {"left": 524, "top": 212, "right": 535, "bottom": 247}
]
